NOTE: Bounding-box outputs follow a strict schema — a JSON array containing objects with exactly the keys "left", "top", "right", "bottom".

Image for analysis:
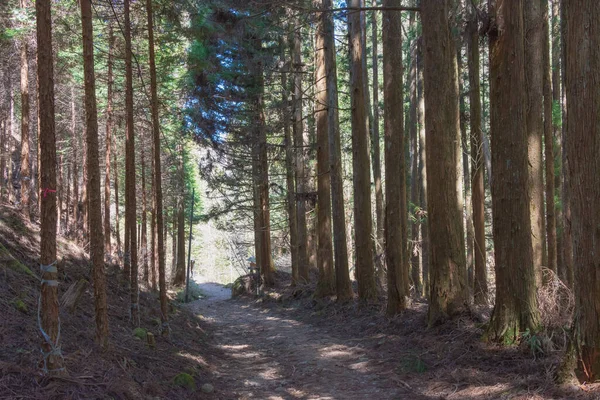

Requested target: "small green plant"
[
  {"left": 399, "top": 354, "right": 427, "bottom": 373},
  {"left": 133, "top": 327, "right": 147, "bottom": 341},
  {"left": 12, "top": 299, "right": 28, "bottom": 313},
  {"left": 522, "top": 328, "right": 544, "bottom": 358},
  {"left": 173, "top": 372, "right": 196, "bottom": 391}
]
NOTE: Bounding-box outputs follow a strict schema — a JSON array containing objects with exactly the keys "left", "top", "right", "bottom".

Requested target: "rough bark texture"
[
  {"left": 146, "top": 0, "right": 168, "bottom": 330},
  {"left": 382, "top": 0, "right": 408, "bottom": 314},
  {"left": 141, "top": 134, "right": 148, "bottom": 286},
  {"left": 542, "top": 0, "right": 557, "bottom": 275},
  {"left": 421, "top": 0, "right": 468, "bottom": 325},
  {"left": 124, "top": 0, "right": 139, "bottom": 326},
  {"left": 417, "top": 41, "right": 429, "bottom": 297},
  {"left": 564, "top": 0, "right": 600, "bottom": 382},
  {"left": 113, "top": 141, "right": 121, "bottom": 255},
  {"left": 467, "top": 2, "right": 488, "bottom": 305},
  {"left": 314, "top": 2, "right": 335, "bottom": 297},
  {"left": 81, "top": 0, "right": 109, "bottom": 348},
  {"left": 104, "top": 24, "right": 114, "bottom": 259},
  {"left": 322, "top": 0, "right": 353, "bottom": 302},
  {"left": 70, "top": 89, "right": 79, "bottom": 233},
  {"left": 292, "top": 22, "right": 309, "bottom": 283},
  {"left": 20, "top": 0, "right": 30, "bottom": 221},
  {"left": 37, "top": 0, "right": 64, "bottom": 374},
  {"left": 348, "top": 0, "right": 377, "bottom": 302},
  {"left": 174, "top": 151, "right": 186, "bottom": 287},
  {"left": 486, "top": 0, "right": 540, "bottom": 343},
  {"left": 370, "top": 0, "right": 384, "bottom": 284},
  {"left": 524, "top": 0, "right": 546, "bottom": 285}
]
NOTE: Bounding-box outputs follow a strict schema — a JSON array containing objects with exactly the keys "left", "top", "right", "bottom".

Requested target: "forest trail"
[{"left": 188, "top": 289, "right": 412, "bottom": 400}]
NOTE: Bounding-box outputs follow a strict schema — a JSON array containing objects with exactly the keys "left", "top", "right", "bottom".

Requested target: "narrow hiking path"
[{"left": 188, "top": 281, "right": 411, "bottom": 400}]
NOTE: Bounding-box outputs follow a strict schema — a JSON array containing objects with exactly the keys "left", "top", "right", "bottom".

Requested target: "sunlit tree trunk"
[
  {"left": 486, "top": 0, "right": 540, "bottom": 343},
  {"left": 104, "top": 24, "right": 114, "bottom": 259},
  {"left": 348, "top": 0, "right": 377, "bottom": 302},
  {"left": 314, "top": 0, "right": 335, "bottom": 297},
  {"left": 421, "top": 0, "right": 468, "bottom": 325},
  {"left": 382, "top": 1, "right": 408, "bottom": 314},
  {"left": 80, "top": 0, "right": 109, "bottom": 347},
  {"left": 417, "top": 41, "right": 429, "bottom": 297},
  {"left": 20, "top": 0, "right": 31, "bottom": 221},
  {"left": 37, "top": 0, "right": 64, "bottom": 375}
]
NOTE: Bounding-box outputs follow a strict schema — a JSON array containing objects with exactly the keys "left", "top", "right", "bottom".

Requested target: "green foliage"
[
  {"left": 11, "top": 298, "right": 28, "bottom": 313},
  {"left": 174, "top": 280, "right": 205, "bottom": 303},
  {"left": 399, "top": 354, "right": 428, "bottom": 374},
  {"left": 521, "top": 329, "right": 544, "bottom": 358},
  {"left": 0, "top": 242, "right": 36, "bottom": 278},
  {"left": 133, "top": 327, "right": 148, "bottom": 341},
  {"left": 172, "top": 372, "right": 196, "bottom": 391}
]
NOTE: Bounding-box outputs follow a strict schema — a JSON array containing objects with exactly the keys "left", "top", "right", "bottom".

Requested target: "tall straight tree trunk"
[
  {"left": 174, "top": 148, "right": 186, "bottom": 286},
  {"left": 113, "top": 141, "right": 121, "bottom": 255},
  {"left": 542, "top": 0, "right": 557, "bottom": 274},
  {"left": 150, "top": 139, "right": 157, "bottom": 291},
  {"left": 559, "top": 0, "right": 573, "bottom": 288},
  {"left": 319, "top": 0, "right": 353, "bottom": 302},
  {"left": 383, "top": 1, "right": 408, "bottom": 314},
  {"left": 1, "top": 120, "right": 5, "bottom": 200},
  {"left": 292, "top": 21, "right": 309, "bottom": 283},
  {"left": 172, "top": 211, "right": 177, "bottom": 278},
  {"left": 36, "top": 0, "right": 64, "bottom": 374},
  {"left": 468, "top": 1, "right": 488, "bottom": 305},
  {"left": 417, "top": 41, "right": 429, "bottom": 296},
  {"left": 104, "top": 24, "right": 114, "bottom": 259},
  {"left": 524, "top": 0, "right": 546, "bottom": 285},
  {"left": 141, "top": 134, "right": 148, "bottom": 286},
  {"left": 20, "top": 0, "right": 30, "bottom": 221},
  {"left": 280, "top": 36, "right": 299, "bottom": 286},
  {"left": 348, "top": 0, "right": 377, "bottom": 302},
  {"left": 486, "top": 0, "right": 540, "bottom": 343},
  {"left": 80, "top": 0, "right": 109, "bottom": 347},
  {"left": 7, "top": 72, "right": 16, "bottom": 204},
  {"left": 124, "top": 0, "right": 139, "bottom": 326},
  {"left": 314, "top": 1, "right": 335, "bottom": 297},
  {"left": 70, "top": 89, "right": 79, "bottom": 232},
  {"left": 421, "top": 0, "right": 468, "bottom": 325},
  {"left": 370, "top": 0, "right": 384, "bottom": 282},
  {"left": 146, "top": 0, "right": 167, "bottom": 329},
  {"left": 563, "top": 0, "right": 600, "bottom": 381}
]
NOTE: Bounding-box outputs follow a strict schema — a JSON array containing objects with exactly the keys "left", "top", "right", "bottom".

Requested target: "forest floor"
[
  {"left": 191, "top": 273, "right": 600, "bottom": 400},
  {"left": 1, "top": 201, "right": 599, "bottom": 399}
]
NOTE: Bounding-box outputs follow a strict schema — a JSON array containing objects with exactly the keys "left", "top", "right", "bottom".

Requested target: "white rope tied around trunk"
[{"left": 38, "top": 261, "right": 65, "bottom": 374}]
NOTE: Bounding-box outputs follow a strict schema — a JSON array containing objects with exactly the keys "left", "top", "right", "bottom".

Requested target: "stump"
[{"left": 60, "top": 279, "right": 88, "bottom": 313}]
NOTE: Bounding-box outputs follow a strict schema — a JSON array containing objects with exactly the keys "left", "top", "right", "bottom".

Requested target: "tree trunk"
[
  {"left": 104, "top": 24, "right": 114, "bottom": 259},
  {"left": 320, "top": 0, "right": 353, "bottom": 302},
  {"left": 80, "top": 0, "right": 109, "bottom": 347},
  {"left": 141, "top": 133, "right": 148, "bottom": 286},
  {"left": 20, "top": 0, "right": 31, "bottom": 221},
  {"left": 124, "top": 0, "right": 139, "bottom": 326},
  {"left": 314, "top": 0, "right": 335, "bottom": 297},
  {"left": 467, "top": 1, "right": 488, "bottom": 305},
  {"left": 486, "top": 0, "right": 540, "bottom": 343},
  {"left": 280, "top": 36, "right": 299, "bottom": 286},
  {"left": 292, "top": 21, "right": 309, "bottom": 283},
  {"left": 370, "top": 0, "right": 384, "bottom": 285},
  {"left": 37, "top": 0, "right": 64, "bottom": 374},
  {"left": 524, "top": 0, "right": 546, "bottom": 286},
  {"left": 348, "top": 0, "right": 377, "bottom": 302},
  {"left": 174, "top": 149, "right": 186, "bottom": 286},
  {"left": 542, "top": 0, "right": 557, "bottom": 275},
  {"left": 70, "top": 88, "right": 79, "bottom": 233},
  {"left": 417, "top": 41, "right": 429, "bottom": 297},
  {"left": 113, "top": 140, "right": 121, "bottom": 255},
  {"left": 421, "top": 0, "right": 468, "bottom": 325},
  {"left": 563, "top": 0, "right": 600, "bottom": 382},
  {"left": 382, "top": 1, "right": 408, "bottom": 314}
]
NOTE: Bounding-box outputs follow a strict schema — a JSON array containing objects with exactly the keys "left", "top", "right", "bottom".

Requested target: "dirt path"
[{"left": 188, "top": 283, "right": 411, "bottom": 400}]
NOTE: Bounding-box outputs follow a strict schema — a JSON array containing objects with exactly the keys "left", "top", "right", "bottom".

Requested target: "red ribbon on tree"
[{"left": 41, "top": 188, "right": 57, "bottom": 198}]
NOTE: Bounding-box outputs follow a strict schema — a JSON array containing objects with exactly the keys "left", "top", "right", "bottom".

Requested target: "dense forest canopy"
[{"left": 1, "top": 0, "right": 600, "bottom": 397}]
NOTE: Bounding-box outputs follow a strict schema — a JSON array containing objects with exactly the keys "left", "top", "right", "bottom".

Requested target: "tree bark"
[
  {"left": 104, "top": 24, "right": 114, "bottom": 259},
  {"left": 113, "top": 139, "right": 121, "bottom": 255},
  {"left": 542, "top": 0, "right": 557, "bottom": 275},
  {"left": 70, "top": 88, "right": 79, "bottom": 233},
  {"left": 141, "top": 133, "right": 148, "bottom": 286},
  {"left": 467, "top": 1, "right": 488, "bottom": 305},
  {"left": 563, "top": 0, "right": 600, "bottom": 381},
  {"left": 524, "top": 0, "right": 546, "bottom": 286},
  {"left": 80, "top": 0, "right": 109, "bottom": 347},
  {"left": 486, "top": 0, "right": 540, "bottom": 343},
  {"left": 124, "top": 0, "right": 139, "bottom": 326},
  {"left": 314, "top": 1, "right": 335, "bottom": 297},
  {"left": 421, "top": 0, "right": 468, "bottom": 325},
  {"left": 20, "top": 0, "right": 31, "bottom": 221},
  {"left": 383, "top": 0, "right": 408, "bottom": 314},
  {"left": 37, "top": 0, "right": 64, "bottom": 374},
  {"left": 174, "top": 148, "right": 186, "bottom": 286},
  {"left": 417, "top": 40, "right": 429, "bottom": 297},
  {"left": 348, "top": 0, "right": 377, "bottom": 302}
]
